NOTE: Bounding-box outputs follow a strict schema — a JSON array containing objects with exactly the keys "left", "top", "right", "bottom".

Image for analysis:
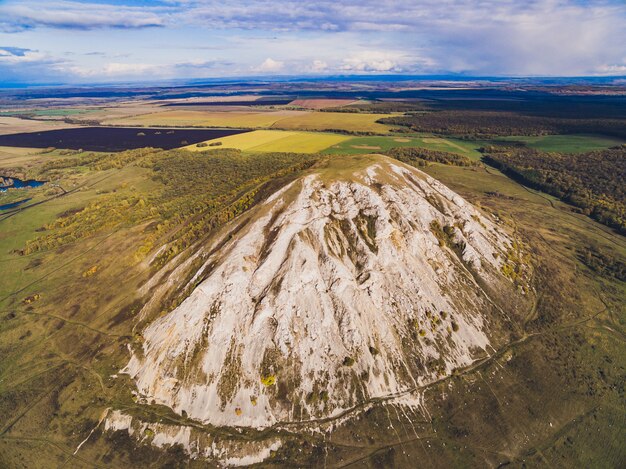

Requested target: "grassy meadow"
[
  {"left": 323, "top": 134, "right": 483, "bottom": 158},
  {"left": 495, "top": 133, "right": 625, "bottom": 153}
]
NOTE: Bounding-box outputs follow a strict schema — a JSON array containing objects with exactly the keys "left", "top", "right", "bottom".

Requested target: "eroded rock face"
[{"left": 124, "top": 155, "right": 516, "bottom": 429}]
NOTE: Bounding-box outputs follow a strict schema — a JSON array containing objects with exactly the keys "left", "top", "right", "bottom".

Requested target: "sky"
[{"left": 0, "top": 0, "right": 625, "bottom": 84}]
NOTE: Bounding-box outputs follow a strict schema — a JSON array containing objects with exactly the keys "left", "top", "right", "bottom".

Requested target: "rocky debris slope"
[{"left": 123, "top": 154, "right": 519, "bottom": 431}]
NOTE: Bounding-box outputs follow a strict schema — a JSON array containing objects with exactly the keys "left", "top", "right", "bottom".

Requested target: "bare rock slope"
[{"left": 124, "top": 154, "right": 520, "bottom": 431}]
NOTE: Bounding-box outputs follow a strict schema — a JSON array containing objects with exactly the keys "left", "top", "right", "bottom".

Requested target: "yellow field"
[
  {"left": 0, "top": 146, "right": 48, "bottom": 168},
  {"left": 185, "top": 130, "right": 351, "bottom": 153},
  {"left": 107, "top": 110, "right": 309, "bottom": 128},
  {"left": 271, "top": 112, "right": 397, "bottom": 133},
  {"left": 107, "top": 109, "right": 397, "bottom": 133}
]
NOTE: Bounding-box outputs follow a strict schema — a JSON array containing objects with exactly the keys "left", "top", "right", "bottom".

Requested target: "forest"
[
  {"left": 379, "top": 111, "right": 626, "bottom": 139},
  {"left": 384, "top": 146, "right": 476, "bottom": 167},
  {"left": 482, "top": 145, "right": 626, "bottom": 234},
  {"left": 21, "top": 149, "right": 319, "bottom": 258}
]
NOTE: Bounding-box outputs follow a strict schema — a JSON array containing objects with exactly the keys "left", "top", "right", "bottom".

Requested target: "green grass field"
[
  {"left": 495, "top": 133, "right": 625, "bottom": 153},
  {"left": 185, "top": 130, "right": 351, "bottom": 153},
  {"left": 324, "top": 135, "right": 484, "bottom": 159}
]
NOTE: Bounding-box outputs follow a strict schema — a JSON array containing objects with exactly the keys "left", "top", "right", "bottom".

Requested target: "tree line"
[{"left": 379, "top": 111, "right": 626, "bottom": 139}]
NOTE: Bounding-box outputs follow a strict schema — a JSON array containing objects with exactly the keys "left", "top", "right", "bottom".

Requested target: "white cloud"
[
  {"left": 0, "top": 1, "right": 166, "bottom": 31},
  {"left": 1, "top": 0, "right": 626, "bottom": 79},
  {"left": 310, "top": 60, "right": 328, "bottom": 72},
  {"left": 340, "top": 51, "right": 408, "bottom": 72},
  {"left": 0, "top": 47, "right": 49, "bottom": 64},
  {"left": 174, "top": 0, "right": 626, "bottom": 75},
  {"left": 59, "top": 62, "right": 161, "bottom": 78},
  {"left": 103, "top": 63, "right": 159, "bottom": 76},
  {"left": 51, "top": 59, "right": 239, "bottom": 81},
  {"left": 253, "top": 57, "right": 284, "bottom": 73},
  {"left": 596, "top": 64, "right": 626, "bottom": 75}
]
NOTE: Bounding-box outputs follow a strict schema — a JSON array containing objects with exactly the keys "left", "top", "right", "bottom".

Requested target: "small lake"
[
  {"left": 0, "top": 176, "right": 46, "bottom": 191},
  {"left": 0, "top": 176, "right": 46, "bottom": 210},
  {"left": 0, "top": 198, "right": 31, "bottom": 211}
]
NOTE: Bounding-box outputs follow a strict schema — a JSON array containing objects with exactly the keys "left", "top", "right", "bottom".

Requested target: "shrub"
[{"left": 261, "top": 375, "right": 276, "bottom": 386}]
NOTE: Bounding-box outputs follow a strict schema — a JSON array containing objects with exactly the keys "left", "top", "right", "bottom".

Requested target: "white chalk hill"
[{"left": 125, "top": 154, "right": 518, "bottom": 429}]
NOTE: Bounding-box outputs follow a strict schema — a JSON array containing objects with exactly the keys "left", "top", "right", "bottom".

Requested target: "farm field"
[
  {"left": 106, "top": 109, "right": 398, "bottom": 133},
  {"left": 106, "top": 109, "right": 307, "bottom": 128},
  {"left": 0, "top": 146, "right": 50, "bottom": 175},
  {"left": 495, "top": 133, "right": 625, "bottom": 153},
  {"left": 160, "top": 95, "right": 270, "bottom": 104},
  {"left": 185, "top": 130, "right": 351, "bottom": 153},
  {"left": 0, "top": 105, "right": 163, "bottom": 123},
  {"left": 0, "top": 109, "right": 98, "bottom": 117},
  {"left": 164, "top": 97, "right": 294, "bottom": 107},
  {"left": 290, "top": 98, "right": 359, "bottom": 109},
  {"left": 271, "top": 111, "right": 397, "bottom": 133},
  {"left": 324, "top": 134, "right": 484, "bottom": 158},
  {"left": 64, "top": 104, "right": 165, "bottom": 123},
  {"left": 0, "top": 127, "right": 250, "bottom": 151},
  {"left": 0, "top": 116, "right": 77, "bottom": 135}
]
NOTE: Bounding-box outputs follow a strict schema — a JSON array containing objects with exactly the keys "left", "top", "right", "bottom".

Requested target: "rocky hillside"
[{"left": 116, "top": 154, "right": 525, "bottom": 460}]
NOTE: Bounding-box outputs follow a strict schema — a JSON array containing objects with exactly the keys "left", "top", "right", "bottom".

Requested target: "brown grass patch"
[
  {"left": 0, "top": 117, "right": 77, "bottom": 136},
  {"left": 351, "top": 145, "right": 382, "bottom": 150},
  {"left": 290, "top": 99, "right": 359, "bottom": 110}
]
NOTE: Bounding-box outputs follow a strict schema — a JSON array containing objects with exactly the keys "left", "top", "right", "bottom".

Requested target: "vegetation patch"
[
  {"left": 386, "top": 146, "right": 477, "bottom": 167},
  {"left": 216, "top": 338, "right": 243, "bottom": 408},
  {"left": 495, "top": 134, "right": 625, "bottom": 153},
  {"left": 261, "top": 375, "right": 277, "bottom": 387},
  {"left": 324, "top": 135, "right": 482, "bottom": 158},
  {"left": 342, "top": 356, "right": 355, "bottom": 367},
  {"left": 20, "top": 148, "right": 320, "bottom": 259},
  {"left": 483, "top": 145, "right": 626, "bottom": 234},
  {"left": 577, "top": 245, "right": 626, "bottom": 281},
  {"left": 379, "top": 110, "right": 626, "bottom": 139},
  {"left": 430, "top": 220, "right": 466, "bottom": 257}
]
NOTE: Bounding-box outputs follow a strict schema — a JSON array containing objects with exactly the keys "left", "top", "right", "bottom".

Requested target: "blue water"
[
  {"left": 0, "top": 176, "right": 45, "bottom": 210},
  {"left": 0, "top": 198, "right": 31, "bottom": 211},
  {"left": 0, "top": 176, "right": 46, "bottom": 192}
]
